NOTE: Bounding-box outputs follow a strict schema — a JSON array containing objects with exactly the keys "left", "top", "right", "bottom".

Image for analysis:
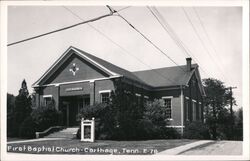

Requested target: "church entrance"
[{"left": 61, "top": 95, "right": 90, "bottom": 127}]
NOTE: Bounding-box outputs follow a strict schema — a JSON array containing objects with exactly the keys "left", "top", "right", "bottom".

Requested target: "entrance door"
[
  {"left": 61, "top": 95, "right": 90, "bottom": 127},
  {"left": 61, "top": 102, "right": 69, "bottom": 127}
]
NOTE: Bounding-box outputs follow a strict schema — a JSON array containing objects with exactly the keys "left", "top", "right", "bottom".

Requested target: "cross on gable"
[{"left": 69, "top": 63, "right": 79, "bottom": 76}]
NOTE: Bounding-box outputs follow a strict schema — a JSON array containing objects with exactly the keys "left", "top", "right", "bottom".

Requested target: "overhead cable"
[
  {"left": 7, "top": 5, "right": 114, "bottom": 46},
  {"left": 107, "top": 6, "right": 186, "bottom": 73},
  {"left": 148, "top": 6, "right": 210, "bottom": 77},
  {"left": 63, "top": 6, "right": 177, "bottom": 84}
]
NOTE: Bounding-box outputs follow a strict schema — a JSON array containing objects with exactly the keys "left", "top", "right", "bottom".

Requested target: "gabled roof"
[
  {"left": 132, "top": 64, "right": 198, "bottom": 87},
  {"left": 33, "top": 46, "right": 205, "bottom": 96},
  {"left": 32, "top": 46, "right": 145, "bottom": 87},
  {"left": 72, "top": 47, "right": 146, "bottom": 85}
]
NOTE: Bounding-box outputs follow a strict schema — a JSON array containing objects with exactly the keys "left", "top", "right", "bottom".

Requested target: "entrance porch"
[{"left": 60, "top": 95, "right": 90, "bottom": 127}]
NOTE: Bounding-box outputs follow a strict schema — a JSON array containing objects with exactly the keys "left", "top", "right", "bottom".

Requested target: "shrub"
[
  {"left": 183, "top": 121, "right": 210, "bottom": 139},
  {"left": 77, "top": 103, "right": 116, "bottom": 140},
  {"left": 19, "top": 116, "right": 37, "bottom": 138},
  {"left": 162, "top": 127, "right": 181, "bottom": 139},
  {"left": 31, "top": 101, "right": 63, "bottom": 132},
  {"left": 18, "top": 101, "right": 62, "bottom": 138}
]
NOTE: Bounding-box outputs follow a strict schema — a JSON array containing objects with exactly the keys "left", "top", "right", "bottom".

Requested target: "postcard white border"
[{"left": 1, "top": 0, "right": 249, "bottom": 160}]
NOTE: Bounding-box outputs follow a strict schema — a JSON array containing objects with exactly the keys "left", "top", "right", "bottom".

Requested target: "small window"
[
  {"left": 135, "top": 93, "right": 141, "bottom": 105},
  {"left": 192, "top": 100, "right": 196, "bottom": 121},
  {"left": 162, "top": 97, "right": 172, "bottom": 119},
  {"left": 101, "top": 92, "right": 110, "bottom": 103},
  {"left": 185, "top": 98, "right": 189, "bottom": 121},
  {"left": 43, "top": 95, "right": 52, "bottom": 106}
]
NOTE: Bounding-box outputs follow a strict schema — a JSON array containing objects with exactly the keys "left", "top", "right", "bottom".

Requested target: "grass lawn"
[{"left": 7, "top": 139, "right": 196, "bottom": 155}]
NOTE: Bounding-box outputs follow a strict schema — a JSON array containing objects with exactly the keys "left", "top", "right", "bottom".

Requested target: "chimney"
[{"left": 186, "top": 57, "right": 192, "bottom": 71}]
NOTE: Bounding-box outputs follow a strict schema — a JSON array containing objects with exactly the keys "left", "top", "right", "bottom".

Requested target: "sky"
[{"left": 7, "top": 5, "right": 242, "bottom": 109}]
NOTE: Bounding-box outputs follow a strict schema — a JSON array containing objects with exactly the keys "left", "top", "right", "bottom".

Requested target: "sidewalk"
[
  {"left": 157, "top": 140, "right": 214, "bottom": 155},
  {"left": 7, "top": 137, "right": 68, "bottom": 144}
]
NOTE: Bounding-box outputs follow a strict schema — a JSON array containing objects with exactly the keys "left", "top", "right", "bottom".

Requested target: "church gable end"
[{"left": 39, "top": 52, "right": 110, "bottom": 86}]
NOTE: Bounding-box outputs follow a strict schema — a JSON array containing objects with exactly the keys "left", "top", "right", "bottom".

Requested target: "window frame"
[
  {"left": 99, "top": 90, "right": 111, "bottom": 103},
  {"left": 43, "top": 95, "right": 53, "bottom": 106},
  {"left": 192, "top": 99, "right": 197, "bottom": 121},
  {"left": 185, "top": 97, "right": 190, "bottom": 121},
  {"left": 162, "top": 96, "right": 173, "bottom": 120}
]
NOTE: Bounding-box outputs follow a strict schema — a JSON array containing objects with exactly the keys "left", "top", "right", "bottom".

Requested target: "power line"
[
  {"left": 7, "top": 6, "right": 114, "bottom": 47},
  {"left": 108, "top": 6, "right": 186, "bottom": 73},
  {"left": 116, "top": 6, "right": 131, "bottom": 12},
  {"left": 63, "top": 6, "right": 177, "bottom": 85},
  {"left": 192, "top": 7, "right": 231, "bottom": 79},
  {"left": 182, "top": 7, "right": 228, "bottom": 81},
  {"left": 147, "top": 6, "right": 211, "bottom": 77}
]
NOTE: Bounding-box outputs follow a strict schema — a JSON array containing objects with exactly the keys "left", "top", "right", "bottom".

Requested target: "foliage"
[
  {"left": 183, "top": 121, "right": 210, "bottom": 139},
  {"left": 232, "top": 107, "right": 243, "bottom": 140},
  {"left": 202, "top": 78, "right": 237, "bottom": 140},
  {"left": 7, "top": 93, "right": 15, "bottom": 137},
  {"left": 137, "top": 99, "right": 177, "bottom": 139},
  {"left": 19, "top": 116, "right": 37, "bottom": 138},
  {"left": 110, "top": 79, "right": 145, "bottom": 140},
  {"left": 18, "top": 100, "right": 62, "bottom": 138},
  {"left": 76, "top": 95, "right": 177, "bottom": 140},
  {"left": 31, "top": 100, "right": 63, "bottom": 132},
  {"left": 76, "top": 103, "right": 116, "bottom": 140},
  {"left": 11, "top": 80, "right": 32, "bottom": 136}
]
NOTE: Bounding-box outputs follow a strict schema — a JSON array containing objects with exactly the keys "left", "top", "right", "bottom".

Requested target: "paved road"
[{"left": 181, "top": 141, "right": 242, "bottom": 155}]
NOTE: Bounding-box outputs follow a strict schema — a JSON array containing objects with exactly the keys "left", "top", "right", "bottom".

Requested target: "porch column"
[{"left": 90, "top": 81, "right": 95, "bottom": 105}]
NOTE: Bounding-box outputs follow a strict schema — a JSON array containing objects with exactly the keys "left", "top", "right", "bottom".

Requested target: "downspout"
[{"left": 180, "top": 85, "right": 184, "bottom": 135}]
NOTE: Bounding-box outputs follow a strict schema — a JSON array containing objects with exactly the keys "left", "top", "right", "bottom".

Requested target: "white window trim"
[
  {"left": 135, "top": 93, "right": 141, "bottom": 97},
  {"left": 99, "top": 90, "right": 111, "bottom": 94},
  {"left": 186, "top": 98, "right": 189, "bottom": 121},
  {"left": 43, "top": 95, "right": 53, "bottom": 98},
  {"left": 100, "top": 90, "right": 111, "bottom": 103},
  {"left": 192, "top": 100, "right": 197, "bottom": 121},
  {"left": 162, "top": 96, "right": 173, "bottom": 119},
  {"left": 162, "top": 96, "right": 173, "bottom": 99},
  {"left": 166, "top": 125, "right": 185, "bottom": 128}
]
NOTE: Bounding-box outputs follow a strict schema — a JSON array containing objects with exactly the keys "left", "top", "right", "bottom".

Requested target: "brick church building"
[{"left": 32, "top": 46, "right": 205, "bottom": 133}]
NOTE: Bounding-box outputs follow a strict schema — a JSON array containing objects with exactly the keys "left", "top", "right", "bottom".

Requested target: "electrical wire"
[
  {"left": 7, "top": 6, "right": 114, "bottom": 46},
  {"left": 63, "top": 6, "right": 178, "bottom": 85},
  {"left": 107, "top": 6, "right": 186, "bottom": 73},
  {"left": 147, "top": 6, "right": 210, "bottom": 77},
  {"left": 192, "top": 7, "right": 231, "bottom": 79},
  {"left": 182, "top": 7, "right": 228, "bottom": 81}
]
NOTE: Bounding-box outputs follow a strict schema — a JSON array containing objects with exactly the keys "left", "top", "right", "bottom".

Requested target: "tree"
[
  {"left": 12, "top": 79, "right": 32, "bottom": 136},
  {"left": 202, "top": 78, "right": 236, "bottom": 140},
  {"left": 110, "top": 78, "right": 145, "bottom": 140},
  {"left": 233, "top": 107, "right": 243, "bottom": 140},
  {"left": 7, "top": 93, "right": 15, "bottom": 136}
]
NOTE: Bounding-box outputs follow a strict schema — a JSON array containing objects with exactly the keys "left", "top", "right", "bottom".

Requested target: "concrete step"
[{"left": 45, "top": 127, "right": 79, "bottom": 139}]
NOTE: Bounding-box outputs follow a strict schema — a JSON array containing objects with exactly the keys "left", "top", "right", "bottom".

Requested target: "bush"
[
  {"left": 183, "top": 121, "right": 210, "bottom": 139},
  {"left": 18, "top": 101, "right": 62, "bottom": 138},
  {"left": 77, "top": 103, "right": 116, "bottom": 140},
  {"left": 19, "top": 116, "right": 37, "bottom": 138},
  {"left": 31, "top": 102, "right": 63, "bottom": 132}
]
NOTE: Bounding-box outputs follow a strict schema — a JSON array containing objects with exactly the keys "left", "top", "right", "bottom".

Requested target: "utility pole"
[
  {"left": 228, "top": 87, "right": 237, "bottom": 121},
  {"left": 227, "top": 86, "right": 237, "bottom": 139}
]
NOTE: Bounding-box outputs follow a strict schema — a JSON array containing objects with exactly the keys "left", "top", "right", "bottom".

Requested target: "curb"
[{"left": 7, "top": 138, "right": 68, "bottom": 144}]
